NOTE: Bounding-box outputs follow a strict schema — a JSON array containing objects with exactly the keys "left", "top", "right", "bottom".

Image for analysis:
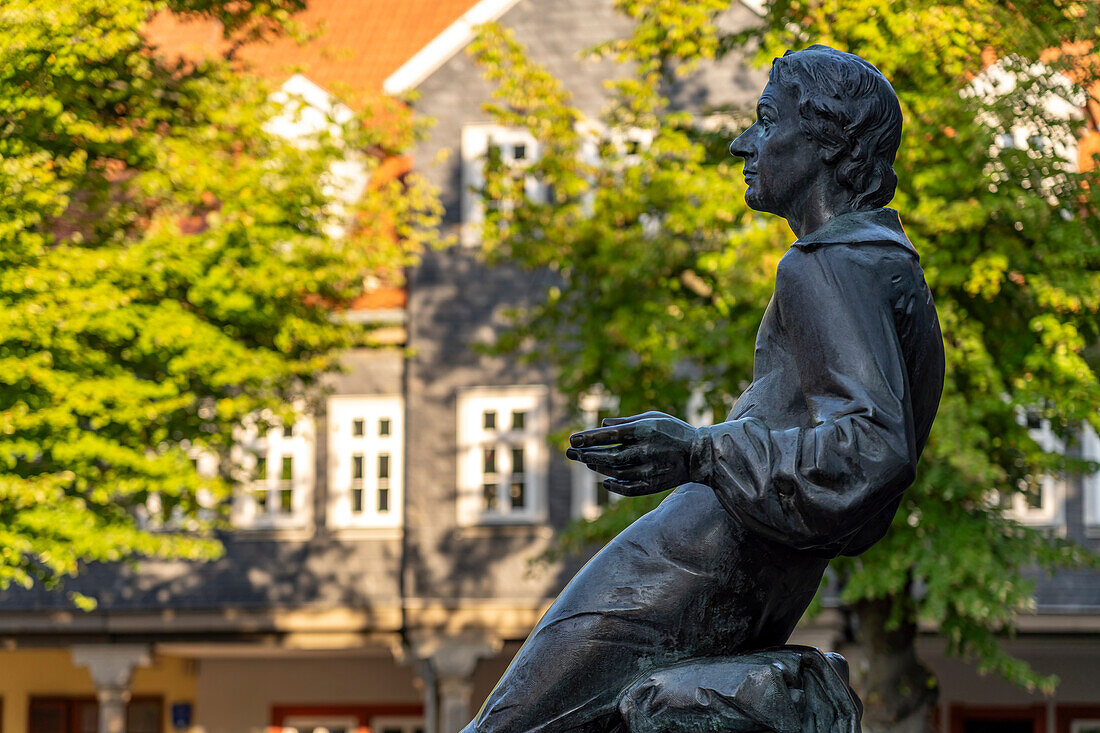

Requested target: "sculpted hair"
[{"left": 769, "top": 45, "right": 903, "bottom": 210}]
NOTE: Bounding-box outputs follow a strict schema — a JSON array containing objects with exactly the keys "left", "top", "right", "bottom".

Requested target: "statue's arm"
[{"left": 690, "top": 246, "right": 917, "bottom": 554}]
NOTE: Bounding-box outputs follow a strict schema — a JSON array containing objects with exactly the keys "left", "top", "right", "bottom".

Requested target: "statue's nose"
[{"left": 729, "top": 128, "right": 753, "bottom": 159}]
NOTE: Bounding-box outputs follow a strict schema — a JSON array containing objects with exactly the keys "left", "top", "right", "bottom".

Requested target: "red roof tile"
[
  {"left": 146, "top": 0, "right": 481, "bottom": 101},
  {"left": 350, "top": 286, "right": 407, "bottom": 310}
]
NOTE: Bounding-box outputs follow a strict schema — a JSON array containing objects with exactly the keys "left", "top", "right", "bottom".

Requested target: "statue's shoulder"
[
  {"left": 791, "top": 208, "right": 918, "bottom": 259},
  {"left": 776, "top": 239, "right": 880, "bottom": 284}
]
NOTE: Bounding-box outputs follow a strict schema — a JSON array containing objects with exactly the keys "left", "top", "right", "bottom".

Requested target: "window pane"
[
  {"left": 483, "top": 483, "right": 498, "bottom": 511},
  {"left": 511, "top": 447, "right": 525, "bottom": 473},
  {"left": 353, "top": 454, "right": 364, "bottom": 480},
  {"left": 28, "top": 701, "right": 66, "bottom": 733},
  {"left": 1020, "top": 475, "right": 1042, "bottom": 509},
  {"left": 127, "top": 700, "right": 161, "bottom": 733},
  {"left": 255, "top": 457, "right": 268, "bottom": 511},
  {"left": 513, "top": 143, "right": 526, "bottom": 160},
  {"left": 379, "top": 418, "right": 391, "bottom": 436},
  {"left": 963, "top": 722, "right": 1034, "bottom": 733},
  {"left": 511, "top": 481, "right": 526, "bottom": 509},
  {"left": 511, "top": 410, "right": 526, "bottom": 430},
  {"left": 353, "top": 418, "right": 365, "bottom": 437},
  {"left": 352, "top": 487, "right": 363, "bottom": 513},
  {"left": 1026, "top": 484, "right": 1043, "bottom": 510},
  {"left": 281, "top": 455, "right": 293, "bottom": 481},
  {"left": 378, "top": 487, "right": 390, "bottom": 513},
  {"left": 483, "top": 448, "right": 496, "bottom": 474},
  {"left": 378, "top": 454, "right": 390, "bottom": 479},
  {"left": 77, "top": 702, "right": 97, "bottom": 733},
  {"left": 280, "top": 488, "right": 293, "bottom": 513},
  {"left": 483, "top": 410, "right": 496, "bottom": 430},
  {"left": 283, "top": 424, "right": 294, "bottom": 438}
]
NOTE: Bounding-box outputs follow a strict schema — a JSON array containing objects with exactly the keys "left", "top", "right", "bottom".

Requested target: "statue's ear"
[{"left": 819, "top": 143, "right": 847, "bottom": 166}]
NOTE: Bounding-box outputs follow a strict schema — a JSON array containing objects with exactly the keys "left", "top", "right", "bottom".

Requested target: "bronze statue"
[{"left": 463, "top": 45, "right": 944, "bottom": 733}]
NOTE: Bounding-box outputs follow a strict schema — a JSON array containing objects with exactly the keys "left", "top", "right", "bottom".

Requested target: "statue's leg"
[{"left": 466, "top": 483, "right": 829, "bottom": 733}]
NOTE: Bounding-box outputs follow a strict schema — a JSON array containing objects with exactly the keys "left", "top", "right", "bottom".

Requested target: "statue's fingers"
[
  {"left": 566, "top": 445, "right": 640, "bottom": 471},
  {"left": 569, "top": 424, "right": 637, "bottom": 448},
  {"left": 604, "top": 477, "right": 652, "bottom": 496},
  {"left": 596, "top": 463, "right": 650, "bottom": 482},
  {"left": 601, "top": 411, "right": 668, "bottom": 427}
]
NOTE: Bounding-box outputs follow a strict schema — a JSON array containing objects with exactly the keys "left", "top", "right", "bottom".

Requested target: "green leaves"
[{"left": 0, "top": 0, "right": 441, "bottom": 600}]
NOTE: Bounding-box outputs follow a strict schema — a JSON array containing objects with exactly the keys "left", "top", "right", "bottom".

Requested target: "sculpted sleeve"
[{"left": 689, "top": 246, "right": 918, "bottom": 554}]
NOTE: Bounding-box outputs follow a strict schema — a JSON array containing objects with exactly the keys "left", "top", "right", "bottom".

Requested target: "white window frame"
[
  {"left": 462, "top": 121, "right": 659, "bottom": 245},
  {"left": 571, "top": 390, "right": 621, "bottom": 520},
  {"left": 137, "top": 444, "right": 220, "bottom": 531},
  {"left": 1082, "top": 421, "right": 1100, "bottom": 534},
  {"left": 266, "top": 74, "right": 369, "bottom": 239},
  {"left": 460, "top": 124, "right": 543, "bottom": 246},
  {"left": 457, "top": 385, "right": 549, "bottom": 525},
  {"left": 232, "top": 416, "right": 315, "bottom": 531},
  {"left": 327, "top": 394, "right": 404, "bottom": 529},
  {"left": 281, "top": 716, "right": 361, "bottom": 733},
  {"left": 1004, "top": 414, "right": 1067, "bottom": 528},
  {"left": 370, "top": 716, "right": 424, "bottom": 733},
  {"left": 1071, "top": 721, "right": 1100, "bottom": 733}
]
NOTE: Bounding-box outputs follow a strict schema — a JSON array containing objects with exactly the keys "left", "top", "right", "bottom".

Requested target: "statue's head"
[{"left": 730, "top": 45, "right": 902, "bottom": 219}]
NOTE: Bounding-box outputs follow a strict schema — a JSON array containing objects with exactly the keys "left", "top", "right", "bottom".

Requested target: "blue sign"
[{"left": 171, "top": 702, "right": 192, "bottom": 730}]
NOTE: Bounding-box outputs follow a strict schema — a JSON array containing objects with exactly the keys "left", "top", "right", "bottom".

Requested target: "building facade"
[{"left": 1, "top": 2, "right": 1099, "bottom": 732}]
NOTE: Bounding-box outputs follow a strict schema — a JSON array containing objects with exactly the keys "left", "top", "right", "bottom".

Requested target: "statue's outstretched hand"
[{"left": 566, "top": 411, "right": 696, "bottom": 496}]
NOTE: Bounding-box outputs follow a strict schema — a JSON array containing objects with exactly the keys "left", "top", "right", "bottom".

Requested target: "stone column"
[
  {"left": 438, "top": 673, "right": 476, "bottom": 733},
  {"left": 72, "top": 645, "right": 151, "bottom": 733},
  {"left": 406, "top": 633, "right": 501, "bottom": 733}
]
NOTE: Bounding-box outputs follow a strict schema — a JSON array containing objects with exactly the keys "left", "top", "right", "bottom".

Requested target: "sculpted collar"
[{"left": 793, "top": 207, "right": 918, "bottom": 259}]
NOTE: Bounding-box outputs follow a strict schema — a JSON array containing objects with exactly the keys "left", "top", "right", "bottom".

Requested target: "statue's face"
[{"left": 730, "top": 80, "right": 824, "bottom": 217}]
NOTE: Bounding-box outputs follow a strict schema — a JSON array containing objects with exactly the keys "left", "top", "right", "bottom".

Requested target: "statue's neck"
[{"left": 784, "top": 176, "right": 855, "bottom": 240}]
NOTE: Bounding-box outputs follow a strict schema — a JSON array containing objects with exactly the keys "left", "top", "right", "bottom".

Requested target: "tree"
[
  {"left": 469, "top": 1, "right": 1100, "bottom": 729},
  {"left": 0, "top": 0, "right": 441, "bottom": 605}
]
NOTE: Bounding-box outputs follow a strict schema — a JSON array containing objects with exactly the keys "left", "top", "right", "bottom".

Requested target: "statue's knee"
[{"left": 617, "top": 649, "right": 860, "bottom": 733}]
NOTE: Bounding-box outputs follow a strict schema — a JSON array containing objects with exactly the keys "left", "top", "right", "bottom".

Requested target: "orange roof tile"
[{"left": 146, "top": 0, "right": 481, "bottom": 101}]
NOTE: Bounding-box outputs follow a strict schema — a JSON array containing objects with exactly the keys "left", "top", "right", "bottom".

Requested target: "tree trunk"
[{"left": 852, "top": 595, "right": 939, "bottom": 733}]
